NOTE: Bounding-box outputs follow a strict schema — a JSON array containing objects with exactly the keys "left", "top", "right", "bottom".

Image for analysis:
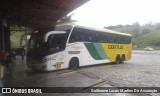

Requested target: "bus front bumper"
[{"left": 27, "top": 63, "right": 47, "bottom": 71}]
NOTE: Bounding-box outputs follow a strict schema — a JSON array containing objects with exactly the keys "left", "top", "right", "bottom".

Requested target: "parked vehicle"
[
  {"left": 27, "top": 24, "right": 132, "bottom": 71},
  {"left": 144, "top": 47, "right": 154, "bottom": 51}
]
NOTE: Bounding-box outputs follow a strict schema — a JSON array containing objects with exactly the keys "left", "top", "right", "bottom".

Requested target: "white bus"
[{"left": 27, "top": 25, "right": 132, "bottom": 71}]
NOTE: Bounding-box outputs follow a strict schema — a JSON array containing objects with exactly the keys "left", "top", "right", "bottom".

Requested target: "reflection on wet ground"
[{"left": 3, "top": 56, "right": 100, "bottom": 87}]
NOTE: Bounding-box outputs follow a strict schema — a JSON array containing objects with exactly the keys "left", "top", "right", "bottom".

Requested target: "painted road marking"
[
  {"left": 83, "top": 81, "right": 108, "bottom": 90},
  {"left": 59, "top": 71, "right": 76, "bottom": 76},
  {"left": 91, "top": 81, "right": 108, "bottom": 87}
]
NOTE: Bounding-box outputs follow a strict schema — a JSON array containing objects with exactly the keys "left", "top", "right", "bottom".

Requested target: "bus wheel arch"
[{"left": 69, "top": 57, "right": 79, "bottom": 70}]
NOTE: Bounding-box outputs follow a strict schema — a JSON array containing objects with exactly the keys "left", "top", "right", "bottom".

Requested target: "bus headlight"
[{"left": 41, "top": 58, "right": 49, "bottom": 63}]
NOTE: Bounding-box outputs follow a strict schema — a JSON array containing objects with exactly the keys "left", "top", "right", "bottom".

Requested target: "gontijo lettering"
[{"left": 108, "top": 45, "right": 123, "bottom": 49}]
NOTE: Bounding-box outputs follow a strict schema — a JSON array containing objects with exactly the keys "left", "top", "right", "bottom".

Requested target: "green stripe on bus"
[
  {"left": 93, "top": 43, "right": 108, "bottom": 59},
  {"left": 84, "top": 43, "right": 102, "bottom": 60}
]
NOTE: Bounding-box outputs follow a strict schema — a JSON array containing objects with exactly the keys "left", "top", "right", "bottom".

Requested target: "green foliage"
[
  {"left": 105, "top": 22, "right": 160, "bottom": 49},
  {"left": 57, "top": 14, "right": 73, "bottom": 23},
  {"left": 10, "top": 25, "right": 33, "bottom": 48},
  {"left": 134, "top": 30, "right": 160, "bottom": 46}
]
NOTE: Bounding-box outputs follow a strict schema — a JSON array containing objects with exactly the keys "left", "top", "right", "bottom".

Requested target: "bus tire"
[
  {"left": 120, "top": 55, "right": 125, "bottom": 64},
  {"left": 69, "top": 57, "right": 79, "bottom": 70},
  {"left": 115, "top": 55, "right": 120, "bottom": 64}
]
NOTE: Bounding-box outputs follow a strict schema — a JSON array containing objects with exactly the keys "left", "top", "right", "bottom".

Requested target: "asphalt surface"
[{"left": 2, "top": 50, "right": 160, "bottom": 96}]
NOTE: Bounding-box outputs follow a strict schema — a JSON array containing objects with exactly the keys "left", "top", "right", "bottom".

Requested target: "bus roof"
[
  {"left": 55, "top": 24, "right": 131, "bottom": 36},
  {"left": 74, "top": 25, "right": 131, "bottom": 36}
]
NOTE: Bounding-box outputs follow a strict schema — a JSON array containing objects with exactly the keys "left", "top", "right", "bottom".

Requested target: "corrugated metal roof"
[{"left": 2, "top": 0, "right": 89, "bottom": 28}]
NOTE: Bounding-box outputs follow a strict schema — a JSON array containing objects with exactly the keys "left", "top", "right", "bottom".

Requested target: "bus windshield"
[{"left": 28, "top": 25, "right": 72, "bottom": 58}]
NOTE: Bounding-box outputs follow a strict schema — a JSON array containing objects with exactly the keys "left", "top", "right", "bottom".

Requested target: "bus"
[{"left": 27, "top": 25, "right": 132, "bottom": 71}]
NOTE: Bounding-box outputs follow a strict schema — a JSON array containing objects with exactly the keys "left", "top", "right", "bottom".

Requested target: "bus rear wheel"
[
  {"left": 115, "top": 55, "right": 120, "bottom": 64},
  {"left": 120, "top": 55, "right": 125, "bottom": 64},
  {"left": 69, "top": 57, "right": 79, "bottom": 70}
]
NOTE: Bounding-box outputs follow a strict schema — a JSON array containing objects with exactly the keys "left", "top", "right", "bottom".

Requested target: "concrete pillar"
[
  {"left": 0, "top": 0, "right": 11, "bottom": 51},
  {"left": 0, "top": 19, "right": 10, "bottom": 51},
  {"left": 0, "top": 0, "right": 5, "bottom": 50},
  {"left": 4, "top": 22, "right": 11, "bottom": 51},
  {"left": 0, "top": 19, "right": 4, "bottom": 50},
  {"left": 0, "top": 20, "right": 11, "bottom": 51}
]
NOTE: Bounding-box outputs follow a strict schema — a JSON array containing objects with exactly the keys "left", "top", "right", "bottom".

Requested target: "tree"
[
  {"left": 141, "top": 29, "right": 150, "bottom": 35},
  {"left": 57, "top": 14, "right": 74, "bottom": 23},
  {"left": 10, "top": 25, "right": 32, "bottom": 47},
  {"left": 132, "top": 22, "right": 140, "bottom": 37}
]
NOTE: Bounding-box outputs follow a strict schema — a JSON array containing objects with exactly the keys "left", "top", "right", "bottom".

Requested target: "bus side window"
[
  {"left": 98, "top": 32, "right": 104, "bottom": 43},
  {"left": 102, "top": 33, "right": 107, "bottom": 43},
  {"left": 69, "top": 31, "right": 76, "bottom": 43}
]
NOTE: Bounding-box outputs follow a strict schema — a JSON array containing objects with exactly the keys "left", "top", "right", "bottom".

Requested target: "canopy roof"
[{"left": 2, "top": 0, "right": 89, "bottom": 28}]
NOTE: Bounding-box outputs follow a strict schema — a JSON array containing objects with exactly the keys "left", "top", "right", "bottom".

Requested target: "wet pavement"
[{"left": 2, "top": 51, "right": 160, "bottom": 96}]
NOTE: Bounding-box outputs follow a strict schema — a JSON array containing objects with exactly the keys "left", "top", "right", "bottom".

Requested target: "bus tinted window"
[
  {"left": 69, "top": 27, "right": 131, "bottom": 44},
  {"left": 69, "top": 27, "right": 90, "bottom": 43}
]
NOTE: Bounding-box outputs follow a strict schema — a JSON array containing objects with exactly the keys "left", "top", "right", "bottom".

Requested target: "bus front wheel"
[{"left": 69, "top": 57, "right": 79, "bottom": 70}]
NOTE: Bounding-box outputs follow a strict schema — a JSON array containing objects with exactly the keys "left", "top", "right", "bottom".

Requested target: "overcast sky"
[{"left": 72, "top": 0, "right": 160, "bottom": 28}]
